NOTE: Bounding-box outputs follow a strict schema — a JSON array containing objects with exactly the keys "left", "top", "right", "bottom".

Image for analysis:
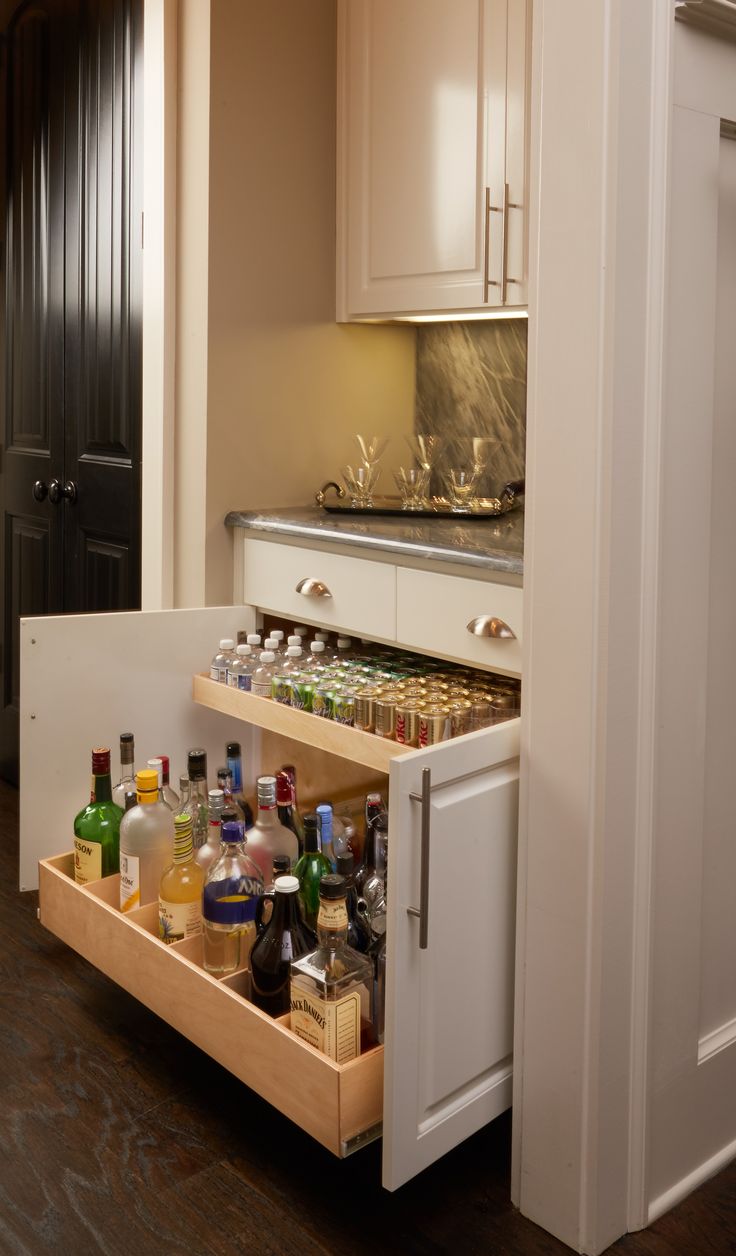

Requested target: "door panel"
[{"left": 383, "top": 718, "right": 519, "bottom": 1189}]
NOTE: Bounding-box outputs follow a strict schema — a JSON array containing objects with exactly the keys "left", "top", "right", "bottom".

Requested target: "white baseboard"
[{"left": 648, "top": 1135, "right": 736, "bottom": 1223}]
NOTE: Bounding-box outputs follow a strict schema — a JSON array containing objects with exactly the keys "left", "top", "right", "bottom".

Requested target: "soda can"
[
  {"left": 419, "top": 705, "right": 450, "bottom": 747},
  {"left": 470, "top": 699, "right": 493, "bottom": 730},
  {"left": 446, "top": 699, "right": 472, "bottom": 737},
  {"left": 490, "top": 693, "right": 521, "bottom": 723},
  {"left": 330, "top": 688, "right": 356, "bottom": 726},
  {"left": 374, "top": 697, "right": 397, "bottom": 739},
  {"left": 311, "top": 681, "right": 334, "bottom": 718},
  {"left": 289, "top": 675, "right": 315, "bottom": 712},
  {"left": 395, "top": 701, "right": 422, "bottom": 747},
  {"left": 353, "top": 687, "right": 379, "bottom": 732}
]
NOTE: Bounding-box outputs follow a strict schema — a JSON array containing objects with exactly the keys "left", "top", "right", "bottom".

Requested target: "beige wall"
[{"left": 201, "top": 0, "right": 416, "bottom": 605}]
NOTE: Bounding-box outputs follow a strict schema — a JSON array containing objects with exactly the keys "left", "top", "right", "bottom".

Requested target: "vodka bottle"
[
  {"left": 158, "top": 813, "right": 204, "bottom": 944},
  {"left": 245, "top": 776, "right": 300, "bottom": 882},
  {"left": 195, "top": 804, "right": 228, "bottom": 876},
  {"left": 74, "top": 748, "right": 124, "bottom": 883},
  {"left": 251, "top": 650, "right": 277, "bottom": 698},
  {"left": 290, "top": 875, "right": 375, "bottom": 1062},
  {"left": 119, "top": 769, "right": 175, "bottom": 913},
  {"left": 147, "top": 757, "right": 172, "bottom": 808},
  {"left": 210, "top": 638, "right": 236, "bottom": 683},
  {"left": 156, "top": 754, "right": 180, "bottom": 810},
  {"left": 207, "top": 787, "right": 225, "bottom": 840},
  {"left": 112, "top": 732, "right": 135, "bottom": 810},
  {"left": 184, "top": 748, "right": 209, "bottom": 848},
  {"left": 202, "top": 819, "right": 264, "bottom": 975}
]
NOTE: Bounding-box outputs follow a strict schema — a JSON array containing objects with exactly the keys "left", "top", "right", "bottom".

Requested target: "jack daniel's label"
[{"left": 289, "top": 985, "right": 361, "bottom": 1063}]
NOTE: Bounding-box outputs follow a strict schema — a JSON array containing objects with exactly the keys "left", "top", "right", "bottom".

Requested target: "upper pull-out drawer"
[
  {"left": 396, "top": 568, "right": 523, "bottom": 676},
  {"left": 243, "top": 539, "right": 396, "bottom": 641}
]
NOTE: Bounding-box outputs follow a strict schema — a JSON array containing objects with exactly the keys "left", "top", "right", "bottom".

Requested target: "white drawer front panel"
[
  {"left": 243, "top": 539, "right": 396, "bottom": 641},
  {"left": 396, "top": 568, "right": 523, "bottom": 675}
]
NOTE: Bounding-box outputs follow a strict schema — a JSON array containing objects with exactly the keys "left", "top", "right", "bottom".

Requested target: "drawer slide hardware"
[{"left": 407, "top": 767, "right": 432, "bottom": 950}]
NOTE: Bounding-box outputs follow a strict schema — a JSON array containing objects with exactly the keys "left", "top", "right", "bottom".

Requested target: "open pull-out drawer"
[{"left": 38, "top": 852, "right": 384, "bottom": 1157}]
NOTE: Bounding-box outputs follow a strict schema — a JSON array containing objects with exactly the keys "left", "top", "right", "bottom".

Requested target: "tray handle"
[{"left": 315, "top": 480, "right": 346, "bottom": 507}]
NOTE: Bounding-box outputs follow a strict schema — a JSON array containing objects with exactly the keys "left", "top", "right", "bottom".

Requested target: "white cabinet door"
[
  {"left": 19, "top": 606, "right": 252, "bottom": 890},
  {"left": 383, "top": 716, "right": 519, "bottom": 1189},
  {"left": 338, "top": 0, "right": 529, "bottom": 318}
]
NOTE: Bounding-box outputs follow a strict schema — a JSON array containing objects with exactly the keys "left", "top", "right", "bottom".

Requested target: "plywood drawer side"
[
  {"left": 38, "top": 853, "right": 383, "bottom": 1156},
  {"left": 243, "top": 538, "right": 397, "bottom": 641},
  {"left": 396, "top": 568, "right": 523, "bottom": 676}
]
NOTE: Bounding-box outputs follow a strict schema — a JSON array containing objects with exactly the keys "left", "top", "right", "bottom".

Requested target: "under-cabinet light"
[{"left": 390, "top": 309, "right": 528, "bottom": 323}]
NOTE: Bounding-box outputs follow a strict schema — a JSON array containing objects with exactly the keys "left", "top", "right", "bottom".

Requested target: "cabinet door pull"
[
  {"left": 466, "top": 616, "right": 516, "bottom": 640},
  {"left": 407, "top": 766, "right": 431, "bottom": 950},
  {"left": 503, "top": 181, "right": 524, "bottom": 301},
  {"left": 484, "top": 187, "right": 503, "bottom": 302},
  {"left": 295, "top": 577, "right": 332, "bottom": 598}
]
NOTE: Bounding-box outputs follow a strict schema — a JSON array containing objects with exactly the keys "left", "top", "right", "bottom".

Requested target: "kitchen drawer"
[
  {"left": 243, "top": 539, "right": 396, "bottom": 641},
  {"left": 396, "top": 568, "right": 523, "bottom": 676},
  {"left": 38, "top": 853, "right": 384, "bottom": 1157}
]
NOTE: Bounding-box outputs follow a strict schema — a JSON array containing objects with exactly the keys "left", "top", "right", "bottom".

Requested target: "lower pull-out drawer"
[{"left": 39, "top": 853, "right": 384, "bottom": 1157}]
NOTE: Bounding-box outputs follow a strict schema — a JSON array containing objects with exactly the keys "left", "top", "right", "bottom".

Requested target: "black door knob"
[
  {"left": 48, "top": 479, "right": 78, "bottom": 505},
  {"left": 32, "top": 480, "right": 48, "bottom": 502}
]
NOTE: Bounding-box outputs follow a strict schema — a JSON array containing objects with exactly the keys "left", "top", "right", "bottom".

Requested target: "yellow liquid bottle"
[{"left": 158, "top": 813, "right": 204, "bottom": 944}]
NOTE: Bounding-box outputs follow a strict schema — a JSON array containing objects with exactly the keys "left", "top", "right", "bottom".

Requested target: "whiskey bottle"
[
  {"left": 158, "top": 813, "right": 204, "bottom": 943},
  {"left": 249, "top": 876, "right": 315, "bottom": 1017},
  {"left": 290, "top": 875, "right": 375, "bottom": 1063},
  {"left": 293, "top": 813, "right": 332, "bottom": 930},
  {"left": 73, "top": 748, "right": 124, "bottom": 884}
]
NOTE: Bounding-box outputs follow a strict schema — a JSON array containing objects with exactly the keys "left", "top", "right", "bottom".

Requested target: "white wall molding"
[
  {"left": 698, "top": 1016, "right": 736, "bottom": 1065},
  {"left": 676, "top": 0, "right": 736, "bottom": 42},
  {"left": 648, "top": 1131, "right": 736, "bottom": 1223}
]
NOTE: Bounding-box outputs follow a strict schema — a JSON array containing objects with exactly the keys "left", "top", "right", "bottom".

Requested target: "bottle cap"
[
  {"left": 259, "top": 651, "right": 276, "bottom": 663},
  {"left": 310, "top": 641, "right": 325, "bottom": 653},
  {"left": 120, "top": 733, "right": 134, "bottom": 745},
  {"left": 293, "top": 625, "right": 308, "bottom": 637},
  {"left": 174, "top": 812, "right": 193, "bottom": 836},
  {"left": 271, "top": 630, "right": 284, "bottom": 641},
  {"left": 264, "top": 637, "right": 278, "bottom": 649},
  {"left": 236, "top": 644, "right": 251, "bottom": 656},
  {"left": 303, "top": 812, "right": 320, "bottom": 850},
  {"left": 336, "top": 851, "right": 355, "bottom": 875},
  {"left": 337, "top": 638, "right": 351, "bottom": 648},
  {"left": 315, "top": 632, "right": 329, "bottom": 642},
  {"left": 274, "top": 875, "right": 299, "bottom": 894},
  {"left": 119, "top": 733, "right": 134, "bottom": 765},
  {"left": 147, "top": 757, "right": 164, "bottom": 786},
  {"left": 257, "top": 776, "right": 277, "bottom": 807},
  {"left": 286, "top": 646, "right": 302, "bottom": 658},
  {"left": 287, "top": 635, "right": 301, "bottom": 647},
  {"left": 275, "top": 772, "right": 293, "bottom": 806},
  {"left": 246, "top": 634, "right": 261, "bottom": 646},
  {"left": 221, "top": 809, "right": 237, "bottom": 823},
  {"left": 272, "top": 854, "right": 291, "bottom": 875},
  {"left": 188, "top": 748, "right": 207, "bottom": 780},
  {"left": 219, "top": 638, "right": 235, "bottom": 650},
  {"left": 136, "top": 768, "right": 159, "bottom": 792},
  {"left": 92, "top": 747, "right": 111, "bottom": 774},
  {"left": 226, "top": 742, "right": 241, "bottom": 758},
  {"left": 208, "top": 788, "right": 225, "bottom": 803},
  {"left": 319, "top": 874, "right": 347, "bottom": 900},
  {"left": 157, "top": 754, "right": 170, "bottom": 782},
  {"left": 221, "top": 820, "right": 243, "bottom": 844}
]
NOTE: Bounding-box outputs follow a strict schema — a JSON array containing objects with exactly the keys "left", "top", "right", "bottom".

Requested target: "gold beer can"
[
  {"left": 418, "top": 705, "right": 449, "bottom": 747},
  {"left": 395, "top": 700, "right": 423, "bottom": 747},
  {"left": 353, "top": 686, "right": 380, "bottom": 732},
  {"left": 446, "top": 698, "right": 472, "bottom": 737},
  {"left": 374, "top": 697, "right": 398, "bottom": 739}
]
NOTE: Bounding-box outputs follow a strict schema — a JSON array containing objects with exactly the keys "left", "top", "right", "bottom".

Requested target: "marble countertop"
[{"left": 225, "top": 505, "right": 524, "bottom": 577}]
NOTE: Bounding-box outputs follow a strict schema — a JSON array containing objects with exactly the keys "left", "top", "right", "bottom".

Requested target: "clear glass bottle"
[
  {"left": 112, "top": 732, "right": 135, "bottom": 810},
  {"left": 74, "top": 747, "right": 124, "bottom": 883},
  {"left": 202, "top": 819, "right": 264, "bottom": 975},
  {"left": 362, "top": 810, "right": 389, "bottom": 925},
  {"left": 290, "top": 875, "right": 376, "bottom": 1062},
  {"left": 210, "top": 637, "right": 236, "bottom": 683},
  {"left": 207, "top": 787, "right": 225, "bottom": 839},
  {"left": 336, "top": 851, "right": 371, "bottom": 953},
  {"left": 293, "top": 812, "right": 332, "bottom": 931},
  {"left": 245, "top": 776, "right": 300, "bottom": 882},
  {"left": 251, "top": 650, "right": 277, "bottom": 698},
  {"left": 184, "top": 748, "right": 209, "bottom": 849},
  {"left": 195, "top": 804, "right": 230, "bottom": 876},
  {"left": 217, "top": 767, "right": 245, "bottom": 824},
  {"left": 158, "top": 812, "right": 204, "bottom": 944},
  {"left": 178, "top": 773, "right": 190, "bottom": 810},
  {"left": 156, "top": 754, "right": 180, "bottom": 810},
  {"left": 147, "top": 757, "right": 172, "bottom": 809},
  {"left": 355, "top": 791, "right": 385, "bottom": 894},
  {"left": 119, "top": 768, "right": 175, "bottom": 913},
  {"left": 250, "top": 875, "right": 315, "bottom": 1016}
]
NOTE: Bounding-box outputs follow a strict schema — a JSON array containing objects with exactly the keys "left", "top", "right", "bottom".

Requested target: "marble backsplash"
[{"left": 414, "top": 320, "right": 527, "bottom": 497}]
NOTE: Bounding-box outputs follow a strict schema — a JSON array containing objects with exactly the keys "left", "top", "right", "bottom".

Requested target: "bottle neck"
[
  {"left": 93, "top": 771, "right": 113, "bottom": 803},
  {"left": 316, "top": 898, "right": 348, "bottom": 946},
  {"left": 189, "top": 778, "right": 208, "bottom": 801},
  {"left": 257, "top": 800, "right": 277, "bottom": 827},
  {"left": 271, "top": 890, "right": 301, "bottom": 931}
]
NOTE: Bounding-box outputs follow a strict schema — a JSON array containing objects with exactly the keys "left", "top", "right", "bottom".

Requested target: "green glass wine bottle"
[
  {"left": 293, "top": 812, "right": 332, "bottom": 930},
  {"left": 73, "top": 748, "right": 124, "bottom": 884}
]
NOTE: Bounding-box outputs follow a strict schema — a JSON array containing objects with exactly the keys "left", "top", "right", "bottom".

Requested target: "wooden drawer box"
[
  {"left": 396, "top": 567, "right": 523, "bottom": 676},
  {"left": 38, "top": 852, "right": 384, "bottom": 1157}
]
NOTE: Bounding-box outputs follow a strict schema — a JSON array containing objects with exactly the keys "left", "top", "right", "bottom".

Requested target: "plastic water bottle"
[
  {"left": 210, "top": 638, "right": 236, "bottom": 683},
  {"left": 227, "top": 643, "right": 255, "bottom": 690},
  {"left": 251, "top": 650, "right": 277, "bottom": 698}
]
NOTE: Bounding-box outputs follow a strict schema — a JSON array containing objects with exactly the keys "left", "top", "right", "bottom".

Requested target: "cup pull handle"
[
  {"left": 406, "top": 767, "right": 431, "bottom": 950},
  {"left": 295, "top": 577, "right": 332, "bottom": 598},
  {"left": 466, "top": 616, "right": 516, "bottom": 640}
]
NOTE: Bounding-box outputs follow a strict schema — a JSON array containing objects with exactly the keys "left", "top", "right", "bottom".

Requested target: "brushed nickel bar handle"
[
  {"left": 295, "top": 578, "right": 332, "bottom": 598},
  {"left": 505, "top": 183, "right": 524, "bottom": 295},
  {"left": 406, "top": 767, "right": 431, "bottom": 950},
  {"left": 485, "top": 186, "right": 503, "bottom": 300},
  {"left": 466, "top": 615, "right": 517, "bottom": 640}
]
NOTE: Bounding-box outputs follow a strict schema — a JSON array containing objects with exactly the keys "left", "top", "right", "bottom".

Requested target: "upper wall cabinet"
[{"left": 337, "top": 0, "right": 531, "bottom": 321}]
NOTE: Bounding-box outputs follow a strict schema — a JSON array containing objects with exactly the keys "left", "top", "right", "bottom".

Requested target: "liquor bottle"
[
  {"left": 147, "top": 757, "right": 172, "bottom": 809},
  {"left": 293, "top": 812, "right": 332, "bottom": 930},
  {"left": 217, "top": 767, "right": 245, "bottom": 823},
  {"left": 178, "top": 774, "right": 190, "bottom": 809},
  {"left": 362, "top": 810, "right": 389, "bottom": 925},
  {"left": 210, "top": 637, "right": 236, "bottom": 683},
  {"left": 336, "top": 851, "right": 371, "bottom": 953},
  {"left": 245, "top": 776, "right": 299, "bottom": 882},
  {"left": 290, "top": 874, "right": 376, "bottom": 1062},
  {"left": 202, "top": 819, "right": 264, "bottom": 975},
  {"left": 73, "top": 748, "right": 124, "bottom": 884},
  {"left": 250, "top": 876, "right": 315, "bottom": 1016},
  {"left": 255, "top": 853, "right": 292, "bottom": 930},
  {"left": 275, "top": 770, "right": 304, "bottom": 857},
  {"left": 225, "top": 741, "right": 249, "bottom": 817},
  {"left": 280, "top": 764, "right": 304, "bottom": 840},
  {"left": 156, "top": 754, "right": 180, "bottom": 810},
  {"left": 251, "top": 650, "right": 277, "bottom": 698},
  {"left": 207, "top": 787, "right": 225, "bottom": 838},
  {"left": 124, "top": 790, "right": 137, "bottom": 812},
  {"left": 355, "top": 791, "right": 385, "bottom": 894},
  {"left": 158, "top": 813, "right": 204, "bottom": 944},
  {"left": 119, "top": 768, "right": 175, "bottom": 913},
  {"left": 111, "top": 732, "right": 135, "bottom": 810},
  {"left": 315, "top": 802, "right": 336, "bottom": 869},
  {"left": 184, "top": 748, "right": 209, "bottom": 848},
  {"left": 195, "top": 804, "right": 230, "bottom": 876}
]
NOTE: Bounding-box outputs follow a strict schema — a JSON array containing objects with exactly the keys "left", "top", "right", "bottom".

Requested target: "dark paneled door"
[{"left": 0, "top": 0, "right": 142, "bottom": 782}]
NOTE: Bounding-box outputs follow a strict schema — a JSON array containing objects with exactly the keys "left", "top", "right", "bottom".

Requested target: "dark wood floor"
[{"left": 1, "top": 779, "right": 734, "bottom": 1256}]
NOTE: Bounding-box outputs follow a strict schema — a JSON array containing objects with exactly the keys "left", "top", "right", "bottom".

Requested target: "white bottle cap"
[
  {"left": 147, "top": 757, "right": 164, "bottom": 786},
  {"left": 337, "top": 637, "right": 351, "bottom": 648},
  {"left": 274, "top": 875, "right": 299, "bottom": 893},
  {"left": 247, "top": 634, "right": 261, "bottom": 646},
  {"left": 293, "top": 625, "right": 308, "bottom": 636},
  {"left": 286, "top": 646, "right": 302, "bottom": 658},
  {"left": 315, "top": 631, "right": 330, "bottom": 642},
  {"left": 208, "top": 788, "right": 225, "bottom": 802},
  {"left": 287, "top": 635, "right": 301, "bottom": 646},
  {"left": 220, "top": 638, "right": 235, "bottom": 650},
  {"left": 264, "top": 637, "right": 279, "bottom": 650},
  {"left": 310, "top": 641, "right": 326, "bottom": 653},
  {"left": 271, "top": 630, "right": 284, "bottom": 642},
  {"left": 260, "top": 651, "right": 276, "bottom": 663},
  {"left": 236, "top": 643, "right": 252, "bottom": 656}
]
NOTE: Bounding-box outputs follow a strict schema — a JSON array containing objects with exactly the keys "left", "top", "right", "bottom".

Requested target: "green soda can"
[{"left": 330, "top": 688, "right": 356, "bottom": 726}]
